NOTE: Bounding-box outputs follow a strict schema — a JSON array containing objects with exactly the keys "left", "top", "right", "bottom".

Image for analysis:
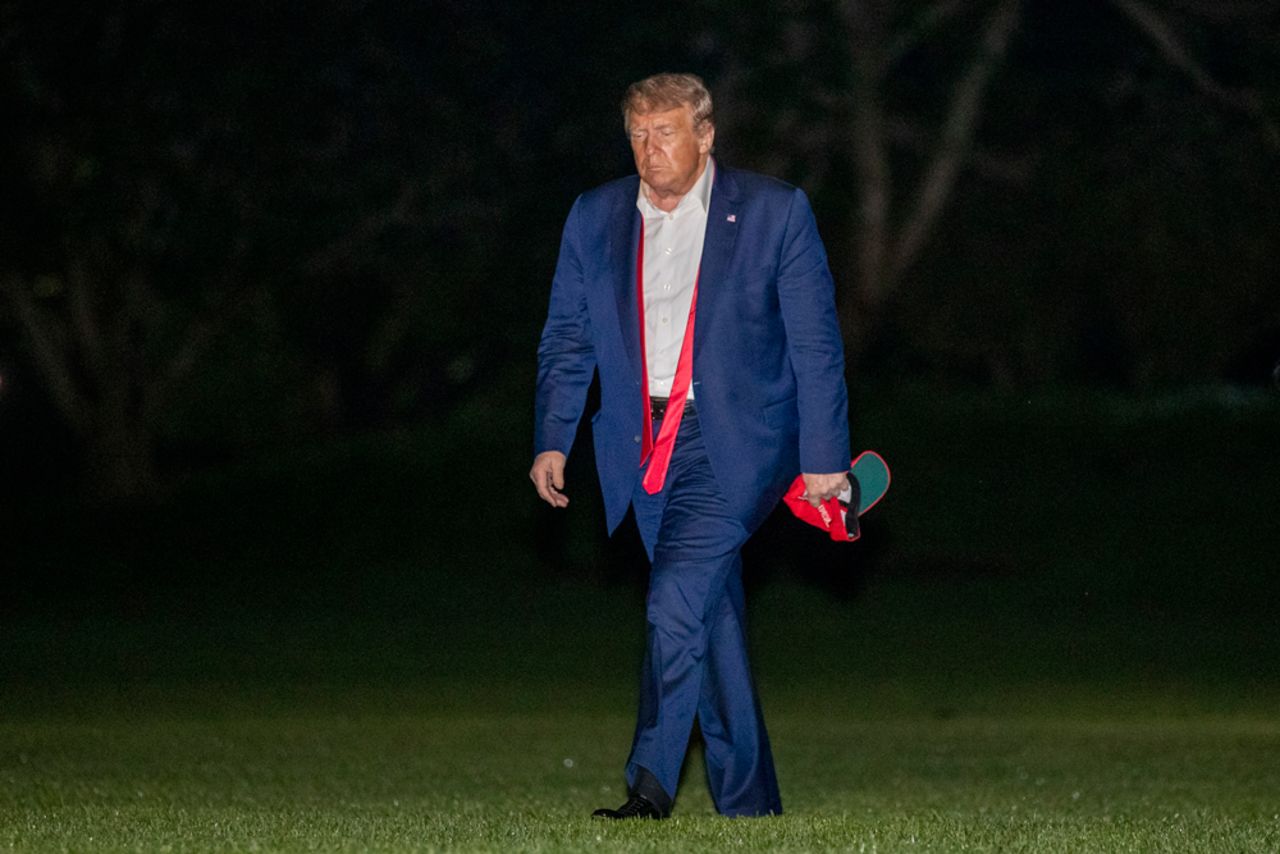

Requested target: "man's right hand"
[{"left": 529, "top": 451, "right": 569, "bottom": 508}]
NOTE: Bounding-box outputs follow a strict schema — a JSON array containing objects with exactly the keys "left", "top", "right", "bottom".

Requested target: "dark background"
[{"left": 1, "top": 1, "right": 1278, "bottom": 696}]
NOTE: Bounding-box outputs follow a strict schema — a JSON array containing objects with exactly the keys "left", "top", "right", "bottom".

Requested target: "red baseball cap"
[{"left": 782, "top": 451, "right": 890, "bottom": 542}]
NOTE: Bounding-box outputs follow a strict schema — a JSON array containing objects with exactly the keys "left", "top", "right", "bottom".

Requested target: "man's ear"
[{"left": 699, "top": 125, "right": 715, "bottom": 154}]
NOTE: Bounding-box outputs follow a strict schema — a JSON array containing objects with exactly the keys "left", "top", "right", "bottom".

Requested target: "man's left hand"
[{"left": 801, "top": 471, "right": 849, "bottom": 507}]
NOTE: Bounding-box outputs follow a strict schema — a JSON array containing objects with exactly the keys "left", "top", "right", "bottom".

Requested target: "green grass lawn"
[
  {"left": 3, "top": 383, "right": 1279, "bottom": 851},
  {"left": 4, "top": 690, "right": 1280, "bottom": 851}
]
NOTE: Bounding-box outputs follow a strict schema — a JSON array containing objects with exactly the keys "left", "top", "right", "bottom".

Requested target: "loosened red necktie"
[{"left": 635, "top": 219, "right": 699, "bottom": 494}]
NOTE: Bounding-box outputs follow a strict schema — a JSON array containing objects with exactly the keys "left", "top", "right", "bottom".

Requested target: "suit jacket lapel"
[
  {"left": 695, "top": 165, "right": 741, "bottom": 365},
  {"left": 609, "top": 181, "right": 643, "bottom": 385}
]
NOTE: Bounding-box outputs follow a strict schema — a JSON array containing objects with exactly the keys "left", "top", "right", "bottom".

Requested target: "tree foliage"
[
  {"left": 700, "top": 0, "right": 1280, "bottom": 385},
  {"left": 1, "top": 1, "right": 1277, "bottom": 500},
  {"left": 0, "top": 3, "right": 545, "bottom": 498}
]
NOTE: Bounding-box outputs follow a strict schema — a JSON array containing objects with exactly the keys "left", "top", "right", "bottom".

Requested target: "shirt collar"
[{"left": 637, "top": 157, "right": 715, "bottom": 218}]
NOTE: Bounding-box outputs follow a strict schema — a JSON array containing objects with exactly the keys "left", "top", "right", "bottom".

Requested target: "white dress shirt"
[{"left": 636, "top": 158, "right": 713, "bottom": 400}]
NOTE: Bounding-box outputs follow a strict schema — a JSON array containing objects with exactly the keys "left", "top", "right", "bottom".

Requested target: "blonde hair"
[{"left": 622, "top": 73, "right": 714, "bottom": 134}]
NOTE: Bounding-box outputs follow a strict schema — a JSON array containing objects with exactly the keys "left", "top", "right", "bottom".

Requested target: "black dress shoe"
[{"left": 591, "top": 794, "right": 667, "bottom": 819}]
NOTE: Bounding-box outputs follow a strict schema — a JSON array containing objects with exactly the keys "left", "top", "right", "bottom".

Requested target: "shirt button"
[{"left": 664, "top": 246, "right": 673, "bottom": 255}]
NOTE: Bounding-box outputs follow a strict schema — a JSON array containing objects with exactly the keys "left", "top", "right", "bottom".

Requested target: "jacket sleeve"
[
  {"left": 775, "top": 188, "right": 851, "bottom": 474},
  {"left": 534, "top": 197, "right": 597, "bottom": 459}
]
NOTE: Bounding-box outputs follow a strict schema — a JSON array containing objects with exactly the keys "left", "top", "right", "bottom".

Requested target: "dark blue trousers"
[{"left": 625, "top": 406, "right": 783, "bottom": 817}]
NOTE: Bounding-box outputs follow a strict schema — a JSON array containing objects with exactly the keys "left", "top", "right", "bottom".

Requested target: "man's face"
[{"left": 628, "top": 105, "right": 714, "bottom": 200}]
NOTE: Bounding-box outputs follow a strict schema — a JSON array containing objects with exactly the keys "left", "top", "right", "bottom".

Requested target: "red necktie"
[{"left": 636, "top": 219, "right": 699, "bottom": 494}]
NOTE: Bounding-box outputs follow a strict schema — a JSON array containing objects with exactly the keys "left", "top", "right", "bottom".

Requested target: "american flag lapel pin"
[{"left": 726, "top": 214, "right": 736, "bottom": 223}]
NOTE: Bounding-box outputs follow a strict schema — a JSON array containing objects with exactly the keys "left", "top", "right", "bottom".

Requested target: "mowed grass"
[
  {"left": 3, "top": 382, "right": 1279, "bottom": 850},
  {"left": 3, "top": 694, "right": 1280, "bottom": 851}
]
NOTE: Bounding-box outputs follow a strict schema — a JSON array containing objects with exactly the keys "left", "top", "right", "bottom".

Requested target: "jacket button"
[{"left": 633, "top": 435, "right": 642, "bottom": 443}]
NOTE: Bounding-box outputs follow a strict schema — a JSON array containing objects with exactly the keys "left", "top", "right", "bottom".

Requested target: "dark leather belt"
[{"left": 650, "top": 397, "right": 695, "bottom": 420}]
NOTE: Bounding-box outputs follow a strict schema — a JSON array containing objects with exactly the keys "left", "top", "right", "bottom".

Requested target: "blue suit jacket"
[{"left": 535, "top": 164, "right": 850, "bottom": 534}]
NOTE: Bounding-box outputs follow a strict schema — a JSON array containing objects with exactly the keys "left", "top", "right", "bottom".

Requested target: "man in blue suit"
[{"left": 530, "top": 73, "right": 850, "bottom": 819}]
